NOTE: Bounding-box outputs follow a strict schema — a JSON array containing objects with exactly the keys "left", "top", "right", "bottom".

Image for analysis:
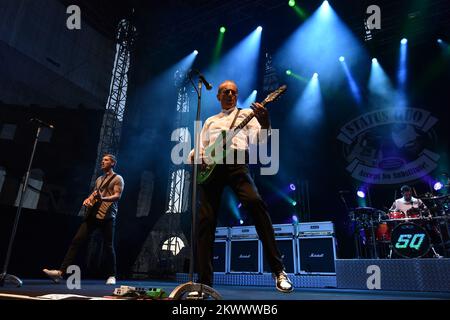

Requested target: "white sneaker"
[
  {"left": 273, "top": 271, "right": 294, "bottom": 293},
  {"left": 43, "top": 269, "right": 63, "bottom": 283},
  {"left": 106, "top": 276, "right": 116, "bottom": 285}
]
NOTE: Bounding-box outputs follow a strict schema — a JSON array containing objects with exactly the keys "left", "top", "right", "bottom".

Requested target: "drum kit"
[{"left": 349, "top": 194, "right": 450, "bottom": 259}]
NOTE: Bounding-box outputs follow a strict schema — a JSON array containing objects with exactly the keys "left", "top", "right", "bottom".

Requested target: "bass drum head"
[{"left": 391, "top": 222, "right": 431, "bottom": 258}]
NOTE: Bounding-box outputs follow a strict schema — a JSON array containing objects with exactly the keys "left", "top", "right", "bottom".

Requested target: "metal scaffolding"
[
  {"left": 165, "top": 83, "right": 191, "bottom": 214},
  {"left": 263, "top": 52, "right": 279, "bottom": 94},
  {"left": 90, "top": 18, "right": 136, "bottom": 186}
]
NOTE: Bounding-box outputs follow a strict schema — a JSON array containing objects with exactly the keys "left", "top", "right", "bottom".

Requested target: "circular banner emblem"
[{"left": 337, "top": 108, "right": 440, "bottom": 184}]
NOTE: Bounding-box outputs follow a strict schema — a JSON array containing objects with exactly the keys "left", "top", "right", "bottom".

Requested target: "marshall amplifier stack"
[
  {"left": 213, "top": 227, "right": 230, "bottom": 273},
  {"left": 296, "top": 221, "right": 337, "bottom": 275},
  {"left": 262, "top": 223, "right": 297, "bottom": 274},
  {"left": 213, "top": 221, "right": 337, "bottom": 276},
  {"left": 229, "top": 226, "right": 262, "bottom": 273}
]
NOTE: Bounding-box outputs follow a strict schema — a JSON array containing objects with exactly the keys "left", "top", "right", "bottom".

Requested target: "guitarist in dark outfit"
[
  {"left": 43, "top": 154, "right": 124, "bottom": 285},
  {"left": 189, "top": 80, "right": 293, "bottom": 293}
]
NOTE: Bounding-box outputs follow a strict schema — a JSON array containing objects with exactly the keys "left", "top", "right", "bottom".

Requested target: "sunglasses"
[{"left": 220, "top": 89, "right": 238, "bottom": 96}]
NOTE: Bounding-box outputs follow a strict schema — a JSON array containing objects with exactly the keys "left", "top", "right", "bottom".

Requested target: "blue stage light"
[
  {"left": 369, "top": 57, "right": 396, "bottom": 106},
  {"left": 238, "top": 90, "right": 258, "bottom": 108},
  {"left": 203, "top": 27, "right": 262, "bottom": 113},
  {"left": 357, "top": 190, "right": 366, "bottom": 198},
  {"left": 292, "top": 73, "right": 322, "bottom": 126},
  {"left": 401, "top": 38, "right": 408, "bottom": 45},
  {"left": 340, "top": 58, "right": 361, "bottom": 104},
  {"left": 339, "top": 56, "right": 345, "bottom": 62},
  {"left": 434, "top": 182, "right": 443, "bottom": 191},
  {"left": 289, "top": 183, "right": 296, "bottom": 191}
]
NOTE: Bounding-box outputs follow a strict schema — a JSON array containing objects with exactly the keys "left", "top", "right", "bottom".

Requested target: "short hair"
[
  {"left": 103, "top": 154, "right": 117, "bottom": 167},
  {"left": 400, "top": 185, "right": 411, "bottom": 193},
  {"left": 217, "top": 80, "right": 238, "bottom": 95}
]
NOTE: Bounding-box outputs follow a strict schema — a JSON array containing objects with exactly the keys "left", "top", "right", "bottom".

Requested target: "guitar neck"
[
  {"left": 215, "top": 85, "right": 285, "bottom": 150},
  {"left": 232, "top": 100, "right": 267, "bottom": 135}
]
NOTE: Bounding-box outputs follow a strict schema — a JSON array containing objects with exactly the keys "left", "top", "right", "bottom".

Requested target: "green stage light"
[
  {"left": 212, "top": 27, "right": 226, "bottom": 64},
  {"left": 288, "top": 0, "right": 296, "bottom": 7},
  {"left": 285, "top": 69, "right": 308, "bottom": 83}
]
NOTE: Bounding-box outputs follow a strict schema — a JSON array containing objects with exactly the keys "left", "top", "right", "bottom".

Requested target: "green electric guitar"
[{"left": 197, "top": 85, "right": 287, "bottom": 184}]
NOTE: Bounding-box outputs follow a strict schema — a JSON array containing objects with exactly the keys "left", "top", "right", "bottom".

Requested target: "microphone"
[
  {"left": 190, "top": 69, "right": 213, "bottom": 90},
  {"left": 30, "top": 118, "right": 55, "bottom": 129}
]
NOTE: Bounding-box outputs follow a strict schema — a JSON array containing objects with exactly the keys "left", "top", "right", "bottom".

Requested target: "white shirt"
[
  {"left": 390, "top": 196, "right": 426, "bottom": 213},
  {"left": 189, "top": 106, "right": 269, "bottom": 162}
]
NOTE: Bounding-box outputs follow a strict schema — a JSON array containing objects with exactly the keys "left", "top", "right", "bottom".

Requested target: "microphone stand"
[
  {"left": 169, "top": 75, "right": 221, "bottom": 300},
  {"left": 0, "top": 126, "right": 43, "bottom": 287}
]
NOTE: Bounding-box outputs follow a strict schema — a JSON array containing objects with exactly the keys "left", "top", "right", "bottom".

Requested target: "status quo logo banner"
[{"left": 337, "top": 108, "right": 440, "bottom": 184}]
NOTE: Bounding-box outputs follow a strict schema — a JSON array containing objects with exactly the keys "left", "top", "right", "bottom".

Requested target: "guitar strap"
[
  {"left": 85, "top": 174, "right": 117, "bottom": 219},
  {"left": 97, "top": 173, "right": 117, "bottom": 194},
  {"left": 229, "top": 108, "right": 241, "bottom": 130}
]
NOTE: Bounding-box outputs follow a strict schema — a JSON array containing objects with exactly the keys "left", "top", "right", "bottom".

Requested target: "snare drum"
[{"left": 388, "top": 210, "right": 406, "bottom": 219}]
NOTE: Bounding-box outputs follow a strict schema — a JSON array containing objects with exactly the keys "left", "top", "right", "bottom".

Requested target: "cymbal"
[
  {"left": 352, "top": 207, "right": 383, "bottom": 216},
  {"left": 384, "top": 217, "right": 426, "bottom": 222},
  {"left": 354, "top": 206, "right": 377, "bottom": 211},
  {"left": 420, "top": 194, "right": 449, "bottom": 200}
]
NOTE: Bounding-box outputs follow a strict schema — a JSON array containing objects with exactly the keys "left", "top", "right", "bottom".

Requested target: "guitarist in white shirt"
[
  {"left": 43, "top": 154, "right": 124, "bottom": 285},
  {"left": 189, "top": 80, "right": 293, "bottom": 294}
]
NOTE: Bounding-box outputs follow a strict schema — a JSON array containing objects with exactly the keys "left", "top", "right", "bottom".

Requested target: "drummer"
[{"left": 389, "top": 185, "right": 428, "bottom": 215}]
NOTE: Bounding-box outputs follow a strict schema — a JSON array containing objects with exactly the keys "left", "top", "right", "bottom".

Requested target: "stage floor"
[{"left": 0, "top": 279, "right": 449, "bottom": 300}]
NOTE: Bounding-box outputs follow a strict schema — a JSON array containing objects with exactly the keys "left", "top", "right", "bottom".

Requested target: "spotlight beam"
[
  {"left": 398, "top": 38, "right": 408, "bottom": 91},
  {"left": 340, "top": 59, "right": 361, "bottom": 104},
  {"left": 292, "top": 74, "right": 323, "bottom": 126},
  {"left": 212, "top": 28, "right": 226, "bottom": 65},
  {"left": 205, "top": 27, "right": 262, "bottom": 111},
  {"left": 286, "top": 69, "right": 309, "bottom": 83}
]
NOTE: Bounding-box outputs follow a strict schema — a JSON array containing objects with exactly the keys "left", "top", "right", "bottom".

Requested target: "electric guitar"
[
  {"left": 83, "top": 190, "right": 101, "bottom": 219},
  {"left": 197, "top": 85, "right": 287, "bottom": 184}
]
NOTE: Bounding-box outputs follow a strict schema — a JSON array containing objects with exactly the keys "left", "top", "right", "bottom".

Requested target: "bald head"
[{"left": 217, "top": 80, "right": 238, "bottom": 94}]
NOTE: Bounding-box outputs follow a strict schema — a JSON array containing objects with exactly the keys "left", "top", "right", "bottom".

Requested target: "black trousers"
[
  {"left": 60, "top": 217, "right": 116, "bottom": 277},
  {"left": 197, "top": 164, "right": 284, "bottom": 286}
]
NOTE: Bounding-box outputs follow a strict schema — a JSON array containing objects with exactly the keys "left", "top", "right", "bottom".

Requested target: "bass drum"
[{"left": 391, "top": 222, "right": 431, "bottom": 258}]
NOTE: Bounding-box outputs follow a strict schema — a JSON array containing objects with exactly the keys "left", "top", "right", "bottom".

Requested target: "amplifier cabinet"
[
  {"left": 215, "top": 227, "right": 230, "bottom": 240},
  {"left": 296, "top": 236, "right": 336, "bottom": 275},
  {"left": 229, "top": 238, "right": 262, "bottom": 273},
  {"left": 262, "top": 237, "right": 297, "bottom": 274},
  {"left": 213, "top": 239, "right": 229, "bottom": 273}
]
